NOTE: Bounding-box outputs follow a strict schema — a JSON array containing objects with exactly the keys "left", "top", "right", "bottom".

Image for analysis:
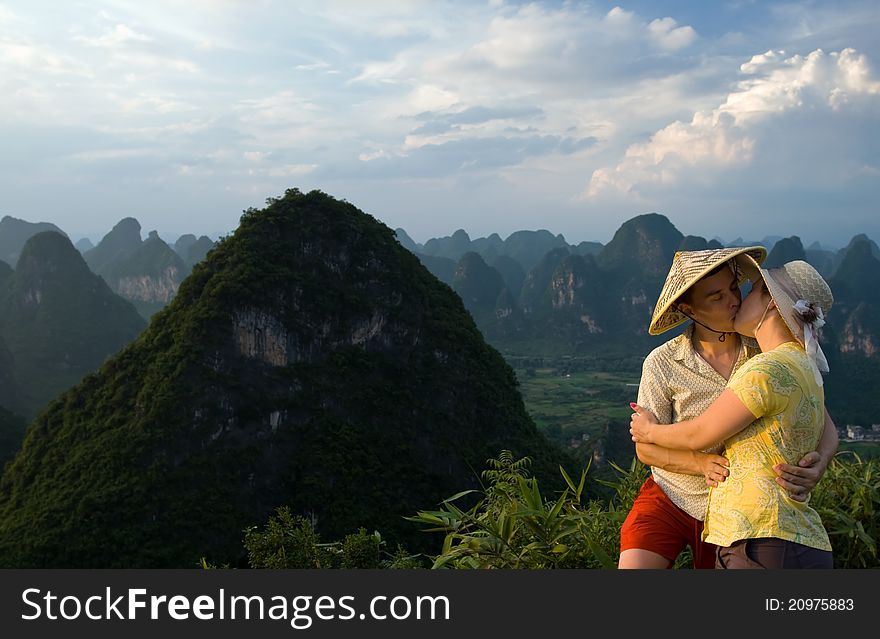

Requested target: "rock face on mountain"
[
  {"left": 86, "top": 223, "right": 187, "bottom": 319},
  {"left": 0, "top": 216, "right": 68, "bottom": 267},
  {"left": 829, "top": 238, "right": 880, "bottom": 358},
  {"left": 104, "top": 231, "right": 187, "bottom": 319},
  {"left": 0, "top": 189, "right": 564, "bottom": 567},
  {"left": 0, "top": 232, "right": 146, "bottom": 418}
]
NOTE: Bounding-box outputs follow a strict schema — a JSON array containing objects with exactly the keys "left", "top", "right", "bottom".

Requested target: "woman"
[{"left": 630, "top": 257, "right": 834, "bottom": 569}]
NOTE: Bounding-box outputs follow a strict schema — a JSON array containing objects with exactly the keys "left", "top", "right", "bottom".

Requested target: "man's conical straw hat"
[{"left": 649, "top": 246, "right": 768, "bottom": 335}]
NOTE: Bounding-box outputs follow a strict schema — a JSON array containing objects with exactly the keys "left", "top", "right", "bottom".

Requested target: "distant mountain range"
[
  {"left": 0, "top": 232, "right": 146, "bottom": 419},
  {"left": 2, "top": 215, "right": 217, "bottom": 322},
  {"left": 396, "top": 218, "right": 880, "bottom": 425}
]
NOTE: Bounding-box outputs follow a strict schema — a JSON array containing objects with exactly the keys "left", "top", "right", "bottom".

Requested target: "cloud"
[
  {"left": 410, "top": 105, "right": 544, "bottom": 135},
  {"left": 648, "top": 17, "right": 697, "bottom": 51},
  {"left": 338, "top": 133, "right": 596, "bottom": 179},
  {"left": 74, "top": 23, "right": 153, "bottom": 48},
  {"left": 587, "top": 47, "right": 880, "bottom": 198}
]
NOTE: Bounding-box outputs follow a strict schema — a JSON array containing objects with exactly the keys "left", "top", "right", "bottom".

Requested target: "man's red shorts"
[{"left": 620, "top": 475, "right": 717, "bottom": 569}]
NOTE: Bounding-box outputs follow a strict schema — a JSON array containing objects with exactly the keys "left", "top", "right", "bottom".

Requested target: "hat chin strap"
[{"left": 679, "top": 310, "right": 734, "bottom": 342}]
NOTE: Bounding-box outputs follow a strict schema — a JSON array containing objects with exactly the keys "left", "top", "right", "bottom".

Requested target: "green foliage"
[
  {"left": 242, "top": 506, "right": 425, "bottom": 569},
  {"left": 811, "top": 452, "right": 880, "bottom": 568},
  {"left": 411, "top": 450, "right": 880, "bottom": 569},
  {"left": 407, "top": 451, "right": 647, "bottom": 569}
]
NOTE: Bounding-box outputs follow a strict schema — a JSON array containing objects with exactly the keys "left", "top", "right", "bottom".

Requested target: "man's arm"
[
  {"left": 773, "top": 408, "right": 839, "bottom": 501},
  {"left": 633, "top": 352, "right": 729, "bottom": 485},
  {"left": 635, "top": 443, "right": 729, "bottom": 486}
]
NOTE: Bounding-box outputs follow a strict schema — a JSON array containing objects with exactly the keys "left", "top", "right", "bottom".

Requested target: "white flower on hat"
[{"left": 792, "top": 299, "right": 829, "bottom": 384}]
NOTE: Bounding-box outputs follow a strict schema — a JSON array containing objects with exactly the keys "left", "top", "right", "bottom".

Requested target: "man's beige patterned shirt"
[{"left": 637, "top": 324, "right": 760, "bottom": 520}]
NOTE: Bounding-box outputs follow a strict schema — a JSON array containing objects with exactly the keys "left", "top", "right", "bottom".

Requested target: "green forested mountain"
[
  {"left": 174, "top": 234, "right": 216, "bottom": 269},
  {"left": 173, "top": 233, "right": 198, "bottom": 258},
  {"left": 0, "top": 232, "right": 146, "bottom": 418},
  {"left": 0, "top": 216, "right": 67, "bottom": 267},
  {"left": 0, "top": 260, "right": 11, "bottom": 288},
  {"left": 186, "top": 236, "right": 215, "bottom": 268},
  {"left": 0, "top": 407, "right": 26, "bottom": 471},
  {"left": 519, "top": 247, "right": 570, "bottom": 314},
  {"left": 414, "top": 252, "right": 456, "bottom": 285},
  {"left": 85, "top": 221, "right": 189, "bottom": 320},
  {"left": 83, "top": 217, "right": 143, "bottom": 276},
  {"left": 0, "top": 189, "right": 566, "bottom": 568},
  {"left": 490, "top": 254, "right": 527, "bottom": 299},
  {"left": 0, "top": 334, "right": 17, "bottom": 412},
  {"left": 765, "top": 236, "right": 806, "bottom": 268},
  {"left": 403, "top": 227, "right": 584, "bottom": 275},
  {"left": 103, "top": 231, "right": 187, "bottom": 319},
  {"left": 452, "top": 252, "right": 506, "bottom": 322}
]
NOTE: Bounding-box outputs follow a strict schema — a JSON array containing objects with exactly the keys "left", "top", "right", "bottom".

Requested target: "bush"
[
  {"left": 406, "top": 450, "right": 647, "bottom": 569},
  {"left": 241, "top": 507, "right": 426, "bottom": 569},
  {"left": 811, "top": 452, "right": 879, "bottom": 568}
]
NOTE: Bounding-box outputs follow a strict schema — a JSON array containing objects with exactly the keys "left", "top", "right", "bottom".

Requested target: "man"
[{"left": 618, "top": 247, "right": 839, "bottom": 569}]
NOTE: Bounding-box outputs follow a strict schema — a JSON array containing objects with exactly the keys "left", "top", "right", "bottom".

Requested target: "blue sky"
[{"left": 1, "top": 0, "right": 878, "bottom": 249}]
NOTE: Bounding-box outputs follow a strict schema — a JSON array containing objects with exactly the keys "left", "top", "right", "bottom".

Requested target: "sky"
[{"left": 1, "top": 0, "right": 878, "bottom": 249}]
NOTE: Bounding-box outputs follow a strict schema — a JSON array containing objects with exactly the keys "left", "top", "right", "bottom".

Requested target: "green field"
[
  {"left": 838, "top": 441, "right": 880, "bottom": 460},
  {"left": 513, "top": 366, "right": 639, "bottom": 460}
]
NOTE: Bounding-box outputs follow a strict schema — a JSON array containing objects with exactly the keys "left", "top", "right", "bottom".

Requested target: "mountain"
[
  {"left": 502, "top": 230, "right": 569, "bottom": 273},
  {"left": 0, "top": 334, "right": 16, "bottom": 412},
  {"left": 186, "top": 236, "right": 215, "bottom": 268},
  {"left": 0, "top": 216, "right": 68, "bottom": 267},
  {"left": 805, "top": 243, "right": 835, "bottom": 277},
  {"left": 0, "top": 189, "right": 565, "bottom": 568},
  {"left": 74, "top": 238, "right": 94, "bottom": 253},
  {"left": 422, "top": 228, "right": 473, "bottom": 260},
  {"left": 597, "top": 213, "right": 683, "bottom": 278},
  {"left": 83, "top": 217, "right": 143, "bottom": 276},
  {"left": 415, "top": 253, "right": 456, "bottom": 286},
  {"left": 174, "top": 234, "right": 198, "bottom": 258},
  {"left": 572, "top": 241, "right": 604, "bottom": 256},
  {"left": 490, "top": 255, "right": 527, "bottom": 300},
  {"left": 678, "top": 235, "right": 723, "bottom": 251},
  {"left": 831, "top": 238, "right": 880, "bottom": 305},
  {"left": 0, "top": 232, "right": 146, "bottom": 418},
  {"left": 765, "top": 236, "right": 806, "bottom": 268},
  {"left": 452, "top": 252, "right": 506, "bottom": 321},
  {"left": 832, "top": 234, "right": 880, "bottom": 276},
  {"left": 470, "top": 233, "right": 505, "bottom": 263},
  {"left": 519, "top": 247, "right": 570, "bottom": 314},
  {"left": 393, "top": 228, "right": 419, "bottom": 254},
  {"left": 0, "top": 260, "right": 11, "bottom": 289},
  {"left": 100, "top": 231, "right": 187, "bottom": 319},
  {"left": 0, "top": 407, "right": 26, "bottom": 472}
]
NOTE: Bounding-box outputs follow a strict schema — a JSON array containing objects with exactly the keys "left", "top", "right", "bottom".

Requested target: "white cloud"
[
  {"left": 648, "top": 17, "right": 697, "bottom": 51},
  {"left": 74, "top": 23, "right": 152, "bottom": 48},
  {"left": 587, "top": 47, "right": 880, "bottom": 198}
]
